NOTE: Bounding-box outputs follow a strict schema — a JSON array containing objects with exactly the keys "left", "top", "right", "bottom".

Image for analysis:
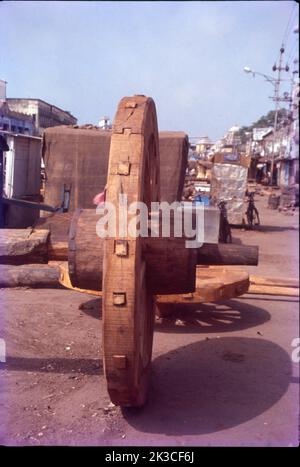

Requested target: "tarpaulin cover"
[
  {"left": 42, "top": 127, "right": 189, "bottom": 210},
  {"left": 42, "top": 126, "right": 111, "bottom": 211},
  {"left": 159, "top": 131, "right": 189, "bottom": 203},
  {"left": 210, "top": 163, "right": 248, "bottom": 225}
]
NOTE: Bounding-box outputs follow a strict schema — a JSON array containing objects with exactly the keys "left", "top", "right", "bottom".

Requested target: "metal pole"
[
  {"left": 270, "top": 46, "right": 285, "bottom": 186},
  {"left": 0, "top": 150, "right": 4, "bottom": 228},
  {"left": 0, "top": 136, "right": 9, "bottom": 228}
]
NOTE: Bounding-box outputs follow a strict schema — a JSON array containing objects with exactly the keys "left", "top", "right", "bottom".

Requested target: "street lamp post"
[
  {"left": 243, "top": 47, "right": 290, "bottom": 186},
  {"left": 243, "top": 67, "right": 277, "bottom": 86},
  {"left": 243, "top": 66, "right": 278, "bottom": 185}
]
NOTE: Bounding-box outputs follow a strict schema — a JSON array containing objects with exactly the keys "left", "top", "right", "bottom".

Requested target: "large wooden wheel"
[{"left": 102, "top": 95, "right": 160, "bottom": 407}]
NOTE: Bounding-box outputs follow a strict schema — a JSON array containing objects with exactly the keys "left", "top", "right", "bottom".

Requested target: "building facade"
[
  {"left": 7, "top": 98, "right": 77, "bottom": 135},
  {"left": 195, "top": 136, "right": 214, "bottom": 155},
  {"left": 0, "top": 130, "right": 42, "bottom": 227},
  {"left": 98, "top": 116, "right": 112, "bottom": 130},
  {"left": 0, "top": 101, "right": 35, "bottom": 135}
]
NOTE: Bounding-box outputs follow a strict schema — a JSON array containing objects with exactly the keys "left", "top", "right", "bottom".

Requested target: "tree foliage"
[{"left": 237, "top": 108, "right": 289, "bottom": 143}]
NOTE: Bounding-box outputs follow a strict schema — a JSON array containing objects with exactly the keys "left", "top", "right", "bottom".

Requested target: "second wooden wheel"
[{"left": 102, "top": 95, "right": 160, "bottom": 406}]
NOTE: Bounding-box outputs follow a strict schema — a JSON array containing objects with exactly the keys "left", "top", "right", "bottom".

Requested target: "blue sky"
[{"left": 1, "top": 1, "right": 298, "bottom": 140}]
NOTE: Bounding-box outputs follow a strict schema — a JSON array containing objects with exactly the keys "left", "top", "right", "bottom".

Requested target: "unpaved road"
[{"left": 0, "top": 197, "right": 299, "bottom": 446}]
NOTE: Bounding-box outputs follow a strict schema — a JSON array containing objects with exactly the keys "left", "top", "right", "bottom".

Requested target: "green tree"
[{"left": 237, "top": 108, "right": 289, "bottom": 142}]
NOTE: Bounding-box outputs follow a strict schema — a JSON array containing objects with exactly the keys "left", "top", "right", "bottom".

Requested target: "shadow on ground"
[
  {"left": 79, "top": 298, "right": 102, "bottom": 319},
  {"left": 155, "top": 299, "right": 270, "bottom": 334},
  {"left": 122, "top": 337, "right": 292, "bottom": 436},
  {"left": 81, "top": 298, "right": 271, "bottom": 335}
]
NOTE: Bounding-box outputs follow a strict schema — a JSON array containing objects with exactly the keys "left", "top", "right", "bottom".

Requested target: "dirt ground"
[{"left": 0, "top": 196, "right": 299, "bottom": 446}]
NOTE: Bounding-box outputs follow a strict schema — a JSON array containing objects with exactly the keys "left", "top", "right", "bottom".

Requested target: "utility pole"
[
  {"left": 270, "top": 45, "right": 291, "bottom": 185},
  {"left": 289, "top": 27, "right": 299, "bottom": 184},
  {"left": 288, "top": 58, "right": 298, "bottom": 152}
]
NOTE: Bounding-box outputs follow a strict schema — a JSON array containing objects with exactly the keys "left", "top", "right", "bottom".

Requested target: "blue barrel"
[{"left": 192, "top": 194, "right": 210, "bottom": 206}]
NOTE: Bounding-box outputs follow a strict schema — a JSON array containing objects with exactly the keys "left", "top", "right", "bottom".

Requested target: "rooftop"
[{"left": 7, "top": 98, "right": 76, "bottom": 118}]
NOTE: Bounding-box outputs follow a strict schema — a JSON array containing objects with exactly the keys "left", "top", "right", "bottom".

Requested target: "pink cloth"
[{"left": 93, "top": 190, "right": 106, "bottom": 206}]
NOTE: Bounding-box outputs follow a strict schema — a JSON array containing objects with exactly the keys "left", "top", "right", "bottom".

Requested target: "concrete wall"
[
  {"left": 3, "top": 134, "right": 42, "bottom": 227},
  {"left": 12, "top": 136, "right": 41, "bottom": 197}
]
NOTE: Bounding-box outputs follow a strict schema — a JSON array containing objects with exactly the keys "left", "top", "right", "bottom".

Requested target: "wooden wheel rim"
[{"left": 102, "top": 95, "right": 160, "bottom": 407}]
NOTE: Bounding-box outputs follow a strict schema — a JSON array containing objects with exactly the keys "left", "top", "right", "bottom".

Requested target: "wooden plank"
[
  {"left": 250, "top": 275, "right": 299, "bottom": 288},
  {"left": 0, "top": 263, "right": 60, "bottom": 288},
  {"left": 248, "top": 284, "right": 299, "bottom": 297},
  {"left": 0, "top": 229, "right": 49, "bottom": 264}
]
